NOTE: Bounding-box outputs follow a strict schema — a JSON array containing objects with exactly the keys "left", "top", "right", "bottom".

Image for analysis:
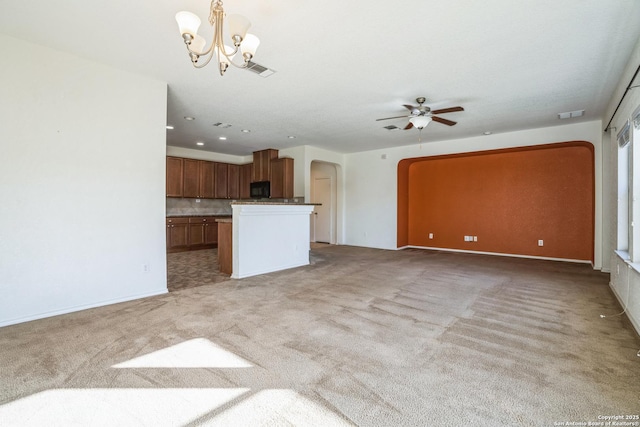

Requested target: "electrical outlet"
[
  {"left": 143, "top": 264, "right": 150, "bottom": 273},
  {"left": 473, "top": 236, "right": 478, "bottom": 242},
  {"left": 538, "top": 240, "right": 544, "bottom": 247},
  {"left": 429, "top": 233, "right": 434, "bottom": 239}
]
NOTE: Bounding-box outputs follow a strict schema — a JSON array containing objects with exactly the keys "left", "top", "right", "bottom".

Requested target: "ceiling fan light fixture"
[{"left": 410, "top": 116, "right": 432, "bottom": 129}]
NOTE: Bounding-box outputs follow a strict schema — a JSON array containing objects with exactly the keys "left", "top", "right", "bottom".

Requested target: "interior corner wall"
[
  {"left": 402, "top": 142, "right": 594, "bottom": 261},
  {"left": 0, "top": 35, "right": 168, "bottom": 327}
]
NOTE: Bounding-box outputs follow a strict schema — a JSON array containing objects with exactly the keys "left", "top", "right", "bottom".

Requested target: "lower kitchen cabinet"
[
  {"left": 167, "top": 216, "right": 228, "bottom": 252},
  {"left": 166, "top": 217, "right": 189, "bottom": 251}
]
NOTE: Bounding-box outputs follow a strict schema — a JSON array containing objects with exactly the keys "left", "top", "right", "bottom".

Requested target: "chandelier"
[{"left": 175, "top": 0, "right": 260, "bottom": 76}]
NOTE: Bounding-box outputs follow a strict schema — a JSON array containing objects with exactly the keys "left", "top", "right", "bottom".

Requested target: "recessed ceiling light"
[
  {"left": 287, "top": 136, "right": 296, "bottom": 139},
  {"left": 483, "top": 131, "right": 492, "bottom": 135},
  {"left": 166, "top": 125, "right": 174, "bottom": 130},
  {"left": 219, "top": 137, "right": 227, "bottom": 141},
  {"left": 241, "top": 129, "right": 251, "bottom": 133},
  {"left": 184, "top": 116, "right": 195, "bottom": 121},
  {"left": 196, "top": 142, "right": 204, "bottom": 146}
]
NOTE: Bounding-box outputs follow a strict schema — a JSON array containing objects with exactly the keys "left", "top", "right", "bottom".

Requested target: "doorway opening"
[{"left": 311, "top": 161, "right": 337, "bottom": 244}]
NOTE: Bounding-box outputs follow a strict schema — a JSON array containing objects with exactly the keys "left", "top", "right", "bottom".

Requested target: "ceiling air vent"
[
  {"left": 558, "top": 109, "right": 585, "bottom": 119},
  {"left": 213, "top": 122, "right": 232, "bottom": 128},
  {"left": 245, "top": 61, "right": 275, "bottom": 78}
]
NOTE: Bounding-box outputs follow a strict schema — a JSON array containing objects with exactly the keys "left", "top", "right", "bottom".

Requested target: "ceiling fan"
[{"left": 376, "top": 97, "right": 464, "bottom": 130}]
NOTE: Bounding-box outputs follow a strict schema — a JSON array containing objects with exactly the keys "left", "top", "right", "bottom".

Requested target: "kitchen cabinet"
[
  {"left": 205, "top": 219, "right": 218, "bottom": 245},
  {"left": 183, "top": 159, "right": 215, "bottom": 199},
  {"left": 199, "top": 161, "right": 215, "bottom": 198},
  {"left": 270, "top": 157, "right": 294, "bottom": 198},
  {"left": 183, "top": 159, "right": 200, "bottom": 198},
  {"left": 167, "top": 216, "right": 228, "bottom": 252},
  {"left": 214, "top": 163, "right": 228, "bottom": 198},
  {"left": 240, "top": 163, "right": 252, "bottom": 199},
  {"left": 166, "top": 217, "right": 189, "bottom": 251},
  {"left": 252, "top": 149, "right": 278, "bottom": 182},
  {"left": 228, "top": 164, "right": 240, "bottom": 199},
  {"left": 166, "top": 157, "right": 184, "bottom": 197},
  {"left": 188, "top": 217, "right": 218, "bottom": 248}
]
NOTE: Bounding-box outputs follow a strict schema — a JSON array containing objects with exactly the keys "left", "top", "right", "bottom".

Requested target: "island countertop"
[{"left": 231, "top": 202, "right": 320, "bottom": 206}]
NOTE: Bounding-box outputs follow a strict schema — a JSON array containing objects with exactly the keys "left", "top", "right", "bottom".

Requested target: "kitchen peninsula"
[{"left": 219, "top": 202, "right": 317, "bottom": 279}]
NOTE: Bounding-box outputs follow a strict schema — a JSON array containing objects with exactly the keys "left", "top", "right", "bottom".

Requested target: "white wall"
[
  {"left": 343, "top": 121, "right": 604, "bottom": 265},
  {"left": 0, "top": 35, "right": 168, "bottom": 327},
  {"left": 605, "top": 33, "right": 640, "bottom": 334}
]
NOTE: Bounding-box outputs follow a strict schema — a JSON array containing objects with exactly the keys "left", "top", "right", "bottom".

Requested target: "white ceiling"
[{"left": 1, "top": 0, "right": 639, "bottom": 156}]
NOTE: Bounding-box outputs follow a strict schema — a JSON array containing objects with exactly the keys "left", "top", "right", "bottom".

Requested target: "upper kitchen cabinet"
[
  {"left": 199, "top": 161, "right": 215, "bottom": 198},
  {"left": 183, "top": 159, "right": 200, "bottom": 198},
  {"left": 166, "top": 157, "right": 184, "bottom": 197},
  {"left": 270, "top": 157, "right": 294, "bottom": 198},
  {"left": 214, "top": 162, "right": 229, "bottom": 199},
  {"left": 227, "top": 164, "right": 240, "bottom": 199},
  {"left": 183, "top": 159, "right": 215, "bottom": 199},
  {"left": 252, "top": 149, "right": 278, "bottom": 182},
  {"left": 240, "top": 163, "right": 252, "bottom": 199}
]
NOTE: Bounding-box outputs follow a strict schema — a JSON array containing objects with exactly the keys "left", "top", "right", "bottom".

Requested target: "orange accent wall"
[{"left": 397, "top": 142, "right": 594, "bottom": 262}]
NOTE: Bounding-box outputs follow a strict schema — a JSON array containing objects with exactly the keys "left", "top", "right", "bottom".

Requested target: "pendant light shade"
[{"left": 410, "top": 116, "right": 432, "bottom": 129}]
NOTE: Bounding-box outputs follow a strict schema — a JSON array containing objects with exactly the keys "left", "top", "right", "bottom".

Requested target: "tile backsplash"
[{"left": 166, "top": 198, "right": 232, "bottom": 216}]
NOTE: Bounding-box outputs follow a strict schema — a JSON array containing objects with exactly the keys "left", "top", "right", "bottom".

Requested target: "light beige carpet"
[{"left": 0, "top": 246, "right": 638, "bottom": 426}]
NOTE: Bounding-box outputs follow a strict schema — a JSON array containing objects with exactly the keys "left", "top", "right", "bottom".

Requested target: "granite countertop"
[
  {"left": 166, "top": 214, "right": 232, "bottom": 218},
  {"left": 231, "top": 202, "right": 321, "bottom": 206}
]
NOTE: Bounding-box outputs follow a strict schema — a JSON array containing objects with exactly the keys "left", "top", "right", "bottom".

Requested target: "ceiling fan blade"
[
  {"left": 432, "top": 116, "right": 457, "bottom": 126},
  {"left": 404, "top": 122, "right": 414, "bottom": 130},
  {"left": 431, "top": 106, "right": 464, "bottom": 114},
  {"left": 376, "top": 115, "right": 409, "bottom": 121}
]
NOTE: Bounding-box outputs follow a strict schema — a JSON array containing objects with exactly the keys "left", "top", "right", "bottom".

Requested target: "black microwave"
[{"left": 250, "top": 181, "right": 270, "bottom": 198}]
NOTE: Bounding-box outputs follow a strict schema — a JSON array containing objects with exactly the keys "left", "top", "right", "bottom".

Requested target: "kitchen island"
[{"left": 222, "top": 202, "right": 317, "bottom": 279}]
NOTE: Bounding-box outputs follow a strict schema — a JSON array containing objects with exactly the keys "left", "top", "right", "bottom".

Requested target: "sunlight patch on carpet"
[
  {"left": 212, "top": 389, "right": 352, "bottom": 426},
  {"left": 112, "top": 338, "right": 253, "bottom": 368},
  {"left": 0, "top": 388, "right": 250, "bottom": 426}
]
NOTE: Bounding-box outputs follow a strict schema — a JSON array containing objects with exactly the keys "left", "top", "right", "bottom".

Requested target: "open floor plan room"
[{"left": 1, "top": 246, "right": 638, "bottom": 426}]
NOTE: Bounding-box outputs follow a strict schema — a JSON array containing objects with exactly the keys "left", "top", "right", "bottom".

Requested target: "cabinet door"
[
  {"left": 166, "top": 157, "right": 183, "bottom": 197},
  {"left": 240, "top": 163, "right": 252, "bottom": 199},
  {"left": 270, "top": 158, "right": 294, "bottom": 198},
  {"left": 167, "top": 218, "right": 189, "bottom": 250},
  {"left": 215, "top": 163, "right": 229, "bottom": 198},
  {"left": 228, "top": 164, "right": 240, "bottom": 199},
  {"left": 199, "top": 161, "right": 215, "bottom": 198},
  {"left": 205, "top": 222, "right": 218, "bottom": 245},
  {"left": 252, "top": 149, "right": 278, "bottom": 182},
  {"left": 188, "top": 222, "right": 206, "bottom": 246},
  {"left": 183, "top": 159, "right": 200, "bottom": 198}
]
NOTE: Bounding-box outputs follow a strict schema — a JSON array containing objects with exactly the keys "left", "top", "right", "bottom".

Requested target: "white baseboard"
[
  {"left": 403, "top": 245, "right": 592, "bottom": 265},
  {"left": 0, "top": 289, "right": 168, "bottom": 328}
]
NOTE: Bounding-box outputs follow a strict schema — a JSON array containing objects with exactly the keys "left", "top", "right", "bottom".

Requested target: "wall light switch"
[{"left": 538, "top": 239, "right": 544, "bottom": 246}]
